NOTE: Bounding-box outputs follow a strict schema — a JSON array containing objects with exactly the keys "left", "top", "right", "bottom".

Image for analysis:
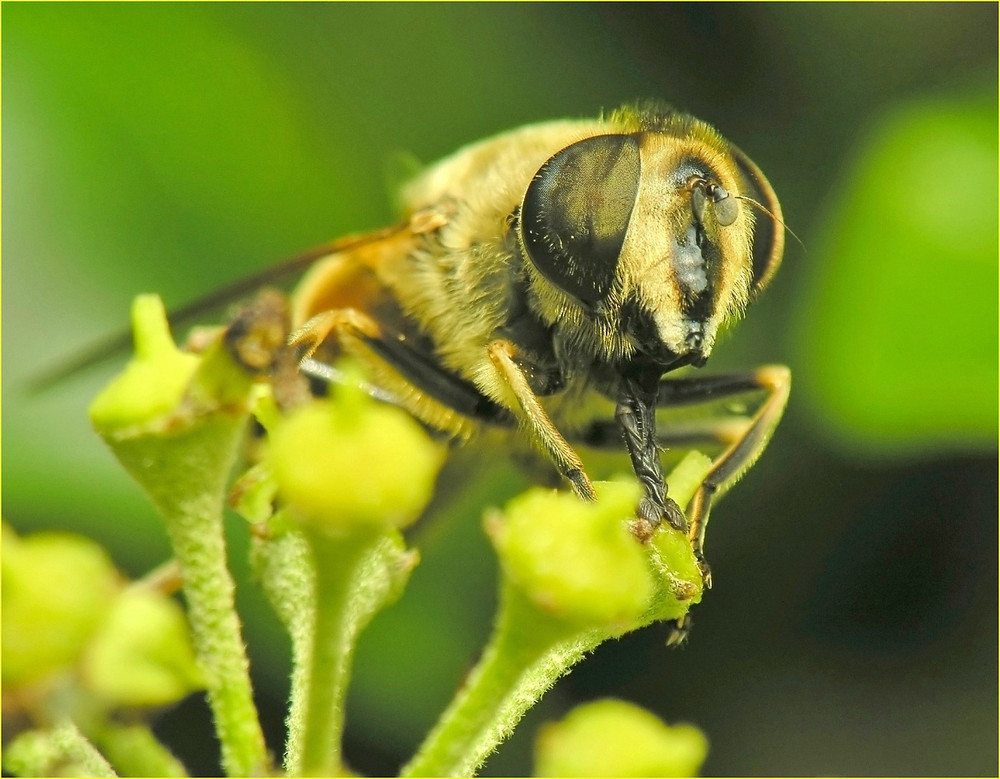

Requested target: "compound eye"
[{"left": 520, "top": 134, "right": 641, "bottom": 307}]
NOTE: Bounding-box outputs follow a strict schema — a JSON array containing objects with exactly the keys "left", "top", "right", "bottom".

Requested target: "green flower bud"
[
  {"left": 267, "top": 374, "right": 445, "bottom": 532},
  {"left": 2, "top": 527, "right": 120, "bottom": 687},
  {"left": 534, "top": 698, "right": 709, "bottom": 777},
  {"left": 3, "top": 723, "right": 116, "bottom": 778},
  {"left": 89, "top": 295, "right": 199, "bottom": 433},
  {"left": 487, "top": 480, "right": 653, "bottom": 630},
  {"left": 643, "top": 452, "right": 712, "bottom": 622},
  {"left": 82, "top": 588, "right": 204, "bottom": 708}
]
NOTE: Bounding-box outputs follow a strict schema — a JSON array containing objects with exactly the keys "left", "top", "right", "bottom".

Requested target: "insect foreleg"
[
  {"left": 582, "top": 365, "right": 790, "bottom": 588},
  {"left": 486, "top": 339, "right": 597, "bottom": 503},
  {"left": 614, "top": 385, "right": 688, "bottom": 535}
]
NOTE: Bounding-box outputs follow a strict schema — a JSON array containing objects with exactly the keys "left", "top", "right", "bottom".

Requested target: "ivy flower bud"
[
  {"left": 89, "top": 295, "right": 200, "bottom": 433},
  {"left": 82, "top": 588, "right": 205, "bottom": 708},
  {"left": 267, "top": 373, "right": 445, "bottom": 532},
  {"left": 487, "top": 480, "right": 653, "bottom": 631},
  {"left": 534, "top": 698, "right": 709, "bottom": 777},
  {"left": 2, "top": 526, "right": 120, "bottom": 687}
]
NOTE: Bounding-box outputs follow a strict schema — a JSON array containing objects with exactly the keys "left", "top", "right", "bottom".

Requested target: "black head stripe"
[{"left": 520, "top": 134, "right": 641, "bottom": 307}]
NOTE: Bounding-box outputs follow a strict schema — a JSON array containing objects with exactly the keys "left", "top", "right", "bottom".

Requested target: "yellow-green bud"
[
  {"left": 82, "top": 588, "right": 205, "bottom": 708},
  {"left": 267, "top": 377, "right": 445, "bottom": 532},
  {"left": 487, "top": 480, "right": 653, "bottom": 630},
  {"left": 534, "top": 698, "right": 709, "bottom": 777},
  {"left": 2, "top": 527, "right": 120, "bottom": 687},
  {"left": 89, "top": 295, "right": 199, "bottom": 433}
]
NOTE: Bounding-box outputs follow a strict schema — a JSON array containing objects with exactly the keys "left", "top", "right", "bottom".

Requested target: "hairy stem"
[{"left": 401, "top": 584, "right": 602, "bottom": 778}]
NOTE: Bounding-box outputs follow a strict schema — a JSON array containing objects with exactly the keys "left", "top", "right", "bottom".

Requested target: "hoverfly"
[{"left": 45, "top": 101, "right": 791, "bottom": 588}]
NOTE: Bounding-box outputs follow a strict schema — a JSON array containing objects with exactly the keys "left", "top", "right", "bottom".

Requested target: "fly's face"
[
  {"left": 621, "top": 133, "right": 756, "bottom": 366},
  {"left": 516, "top": 114, "right": 784, "bottom": 372}
]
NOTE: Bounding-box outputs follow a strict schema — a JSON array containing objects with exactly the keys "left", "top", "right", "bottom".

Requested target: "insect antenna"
[{"left": 735, "top": 195, "right": 805, "bottom": 252}]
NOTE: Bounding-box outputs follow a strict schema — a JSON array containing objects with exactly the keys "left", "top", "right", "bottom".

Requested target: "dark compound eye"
[{"left": 519, "top": 134, "right": 641, "bottom": 307}]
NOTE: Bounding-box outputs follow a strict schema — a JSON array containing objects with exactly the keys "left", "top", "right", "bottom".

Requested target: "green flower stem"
[
  {"left": 248, "top": 526, "right": 315, "bottom": 775},
  {"left": 88, "top": 721, "right": 188, "bottom": 777},
  {"left": 249, "top": 511, "right": 418, "bottom": 775},
  {"left": 401, "top": 583, "right": 603, "bottom": 778},
  {"left": 293, "top": 528, "right": 417, "bottom": 777},
  {"left": 296, "top": 530, "right": 372, "bottom": 776},
  {"left": 402, "top": 457, "right": 712, "bottom": 778},
  {"left": 136, "top": 422, "right": 269, "bottom": 777},
  {"left": 256, "top": 376, "right": 435, "bottom": 775},
  {"left": 90, "top": 297, "right": 269, "bottom": 776}
]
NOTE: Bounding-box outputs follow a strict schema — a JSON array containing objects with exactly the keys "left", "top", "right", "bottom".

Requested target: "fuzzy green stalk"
[
  {"left": 253, "top": 523, "right": 417, "bottom": 776},
  {"left": 402, "top": 458, "right": 710, "bottom": 778},
  {"left": 88, "top": 721, "right": 188, "bottom": 777},
  {"left": 258, "top": 375, "right": 440, "bottom": 775},
  {"left": 135, "top": 427, "right": 268, "bottom": 776},
  {"left": 295, "top": 530, "right": 376, "bottom": 776},
  {"left": 401, "top": 583, "right": 604, "bottom": 778},
  {"left": 247, "top": 525, "right": 315, "bottom": 775},
  {"left": 90, "top": 296, "right": 269, "bottom": 776},
  {"left": 3, "top": 722, "right": 116, "bottom": 778}
]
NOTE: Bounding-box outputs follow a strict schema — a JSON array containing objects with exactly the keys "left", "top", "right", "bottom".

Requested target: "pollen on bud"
[
  {"left": 533, "top": 698, "right": 709, "bottom": 777},
  {"left": 486, "top": 480, "right": 653, "bottom": 630},
  {"left": 267, "top": 373, "right": 446, "bottom": 532}
]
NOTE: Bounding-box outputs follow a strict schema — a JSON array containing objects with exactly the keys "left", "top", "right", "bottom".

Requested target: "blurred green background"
[{"left": 4, "top": 3, "right": 996, "bottom": 775}]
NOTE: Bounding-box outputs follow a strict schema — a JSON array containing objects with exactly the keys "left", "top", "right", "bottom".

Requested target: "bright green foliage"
[{"left": 793, "top": 89, "right": 998, "bottom": 455}]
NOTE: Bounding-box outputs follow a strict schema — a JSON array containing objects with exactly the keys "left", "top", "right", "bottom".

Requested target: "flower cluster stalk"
[
  {"left": 401, "top": 584, "right": 603, "bottom": 778},
  {"left": 89, "top": 296, "right": 269, "bottom": 776},
  {"left": 295, "top": 530, "right": 377, "bottom": 776},
  {"left": 60, "top": 293, "right": 714, "bottom": 779},
  {"left": 403, "top": 465, "right": 708, "bottom": 777}
]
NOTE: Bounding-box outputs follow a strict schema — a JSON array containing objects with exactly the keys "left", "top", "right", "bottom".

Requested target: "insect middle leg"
[{"left": 679, "top": 366, "right": 790, "bottom": 586}]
